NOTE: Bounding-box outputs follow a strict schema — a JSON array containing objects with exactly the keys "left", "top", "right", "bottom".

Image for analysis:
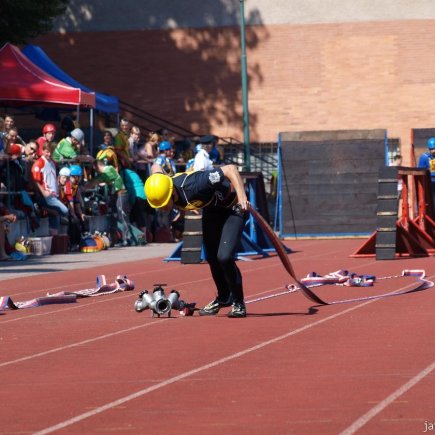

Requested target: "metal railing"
[{"left": 221, "top": 141, "right": 278, "bottom": 192}]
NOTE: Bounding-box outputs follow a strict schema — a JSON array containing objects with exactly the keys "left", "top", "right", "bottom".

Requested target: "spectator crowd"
[{"left": 0, "top": 114, "right": 223, "bottom": 259}]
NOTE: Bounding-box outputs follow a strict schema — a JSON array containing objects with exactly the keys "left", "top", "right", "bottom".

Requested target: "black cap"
[{"left": 200, "top": 135, "right": 216, "bottom": 144}]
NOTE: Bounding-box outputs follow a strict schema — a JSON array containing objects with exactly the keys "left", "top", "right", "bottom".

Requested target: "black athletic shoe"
[
  {"left": 199, "top": 298, "right": 232, "bottom": 316},
  {"left": 227, "top": 302, "right": 246, "bottom": 318}
]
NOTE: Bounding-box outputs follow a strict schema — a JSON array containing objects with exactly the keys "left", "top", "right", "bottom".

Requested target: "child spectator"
[
  {"left": 31, "top": 142, "right": 69, "bottom": 235},
  {"left": 53, "top": 128, "right": 84, "bottom": 162},
  {"left": 36, "top": 123, "right": 57, "bottom": 158},
  {"left": 96, "top": 131, "right": 119, "bottom": 171},
  {"left": 58, "top": 166, "right": 82, "bottom": 250},
  {"left": 58, "top": 166, "right": 75, "bottom": 216},
  {"left": 154, "top": 141, "right": 177, "bottom": 176},
  {"left": 69, "top": 164, "right": 88, "bottom": 238}
]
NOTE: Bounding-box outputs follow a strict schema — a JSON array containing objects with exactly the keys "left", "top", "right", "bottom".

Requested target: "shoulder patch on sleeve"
[{"left": 208, "top": 171, "right": 221, "bottom": 184}]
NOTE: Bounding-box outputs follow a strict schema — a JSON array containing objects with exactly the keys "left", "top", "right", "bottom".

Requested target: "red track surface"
[{"left": 1, "top": 239, "right": 435, "bottom": 434}]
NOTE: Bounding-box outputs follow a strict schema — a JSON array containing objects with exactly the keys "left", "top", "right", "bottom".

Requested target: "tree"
[{"left": 0, "top": 0, "right": 68, "bottom": 46}]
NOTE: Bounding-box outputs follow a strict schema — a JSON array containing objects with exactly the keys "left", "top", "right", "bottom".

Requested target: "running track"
[{"left": 1, "top": 238, "right": 435, "bottom": 434}]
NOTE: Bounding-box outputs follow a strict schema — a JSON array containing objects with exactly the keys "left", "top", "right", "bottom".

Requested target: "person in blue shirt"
[{"left": 418, "top": 137, "right": 435, "bottom": 208}]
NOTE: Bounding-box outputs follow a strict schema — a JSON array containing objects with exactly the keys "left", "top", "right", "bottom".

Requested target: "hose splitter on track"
[
  {"left": 134, "top": 284, "right": 196, "bottom": 317},
  {"left": 134, "top": 208, "right": 433, "bottom": 318}
]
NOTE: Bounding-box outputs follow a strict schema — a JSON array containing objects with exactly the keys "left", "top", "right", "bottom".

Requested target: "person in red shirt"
[
  {"left": 36, "top": 123, "right": 56, "bottom": 158},
  {"left": 31, "top": 142, "right": 68, "bottom": 235},
  {"left": 58, "top": 166, "right": 82, "bottom": 250},
  {"left": 58, "top": 167, "right": 75, "bottom": 215}
]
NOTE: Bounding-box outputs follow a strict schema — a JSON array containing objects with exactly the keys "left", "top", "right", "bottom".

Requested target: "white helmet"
[
  {"left": 70, "top": 128, "right": 84, "bottom": 142},
  {"left": 58, "top": 167, "right": 71, "bottom": 177}
]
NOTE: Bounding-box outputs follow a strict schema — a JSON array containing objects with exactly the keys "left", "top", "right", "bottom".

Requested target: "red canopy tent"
[{"left": 0, "top": 43, "right": 95, "bottom": 107}]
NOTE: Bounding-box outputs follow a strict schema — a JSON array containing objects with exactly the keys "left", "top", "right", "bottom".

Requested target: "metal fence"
[{"left": 221, "top": 141, "right": 278, "bottom": 193}]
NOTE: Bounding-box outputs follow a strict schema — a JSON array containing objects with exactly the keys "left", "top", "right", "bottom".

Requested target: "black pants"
[{"left": 202, "top": 206, "right": 246, "bottom": 305}]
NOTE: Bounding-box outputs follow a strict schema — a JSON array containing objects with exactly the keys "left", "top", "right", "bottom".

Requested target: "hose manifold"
[{"left": 134, "top": 284, "right": 196, "bottom": 317}]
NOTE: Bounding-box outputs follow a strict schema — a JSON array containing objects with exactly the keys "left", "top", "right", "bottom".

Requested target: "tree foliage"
[{"left": 0, "top": 0, "right": 68, "bottom": 46}]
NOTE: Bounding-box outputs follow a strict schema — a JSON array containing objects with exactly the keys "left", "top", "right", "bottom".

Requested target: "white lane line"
[
  {"left": 340, "top": 360, "right": 435, "bottom": 434},
  {"left": 1, "top": 266, "right": 424, "bottom": 364},
  {"left": 0, "top": 320, "right": 169, "bottom": 368},
  {"left": 339, "top": 272, "right": 435, "bottom": 434},
  {"left": 34, "top": 300, "right": 375, "bottom": 435}
]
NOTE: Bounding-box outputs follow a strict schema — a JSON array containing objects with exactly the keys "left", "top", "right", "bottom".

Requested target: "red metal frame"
[{"left": 352, "top": 168, "right": 435, "bottom": 258}]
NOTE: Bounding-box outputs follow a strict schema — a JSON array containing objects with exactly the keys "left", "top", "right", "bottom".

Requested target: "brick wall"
[{"left": 33, "top": 19, "right": 435, "bottom": 164}]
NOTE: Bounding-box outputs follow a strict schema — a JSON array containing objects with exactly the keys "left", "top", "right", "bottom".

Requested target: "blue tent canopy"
[{"left": 22, "top": 44, "right": 119, "bottom": 114}]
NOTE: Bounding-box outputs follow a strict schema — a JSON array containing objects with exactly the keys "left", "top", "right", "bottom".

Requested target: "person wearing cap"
[
  {"left": 418, "top": 137, "right": 435, "bottom": 206},
  {"left": 199, "top": 135, "right": 222, "bottom": 165},
  {"left": 193, "top": 142, "right": 214, "bottom": 172},
  {"left": 69, "top": 164, "right": 88, "bottom": 228},
  {"left": 52, "top": 128, "right": 85, "bottom": 162},
  {"left": 145, "top": 163, "right": 250, "bottom": 318},
  {"left": 96, "top": 131, "right": 120, "bottom": 172},
  {"left": 154, "top": 141, "right": 177, "bottom": 176},
  {"left": 58, "top": 167, "right": 75, "bottom": 215},
  {"left": 58, "top": 166, "right": 83, "bottom": 250},
  {"left": 36, "top": 123, "right": 57, "bottom": 158}
]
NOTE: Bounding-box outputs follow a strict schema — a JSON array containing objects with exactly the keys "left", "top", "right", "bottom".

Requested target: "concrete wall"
[
  {"left": 27, "top": 1, "right": 435, "bottom": 164},
  {"left": 54, "top": 0, "right": 435, "bottom": 31}
]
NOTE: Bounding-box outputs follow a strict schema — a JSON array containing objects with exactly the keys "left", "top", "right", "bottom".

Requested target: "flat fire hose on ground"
[
  {"left": 0, "top": 275, "right": 134, "bottom": 311},
  {"left": 249, "top": 207, "right": 328, "bottom": 305},
  {"left": 248, "top": 208, "right": 434, "bottom": 305}
]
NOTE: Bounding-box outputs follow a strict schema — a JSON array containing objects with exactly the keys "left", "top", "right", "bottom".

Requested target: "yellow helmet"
[{"left": 145, "top": 173, "right": 174, "bottom": 208}]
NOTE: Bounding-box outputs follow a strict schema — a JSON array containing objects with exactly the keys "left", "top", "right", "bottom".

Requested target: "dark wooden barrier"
[{"left": 278, "top": 129, "right": 387, "bottom": 238}]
